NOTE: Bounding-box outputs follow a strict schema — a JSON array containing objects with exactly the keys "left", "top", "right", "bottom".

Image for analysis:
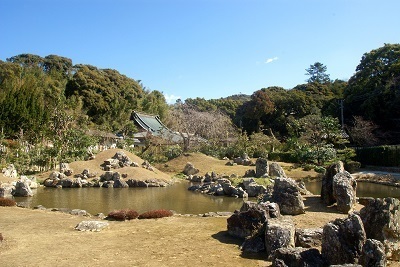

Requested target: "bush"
[
  {"left": 107, "top": 209, "right": 139, "bottom": 221},
  {"left": 345, "top": 161, "right": 361, "bottom": 173},
  {"left": 314, "top": 166, "right": 326, "bottom": 174},
  {"left": 302, "top": 164, "right": 315, "bottom": 171},
  {"left": 138, "top": 209, "right": 173, "bottom": 219},
  {"left": 0, "top": 197, "right": 16, "bottom": 207}
]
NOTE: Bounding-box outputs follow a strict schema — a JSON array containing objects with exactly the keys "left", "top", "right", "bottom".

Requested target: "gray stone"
[
  {"left": 333, "top": 171, "right": 357, "bottom": 213},
  {"left": 255, "top": 157, "right": 268, "bottom": 178},
  {"left": 12, "top": 179, "right": 33, "bottom": 197},
  {"left": 113, "top": 179, "right": 129, "bottom": 188},
  {"left": 359, "top": 239, "right": 387, "bottom": 267},
  {"left": 246, "top": 182, "right": 267, "bottom": 197},
  {"left": 183, "top": 162, "right": 199, "bottom": 175},
  {"left": 271, "top": 247, "right": 327, "bottom": 267},
  {"left": 271, "top": 177, "right": 305, "bottom": 215},
  {"left": 321, "top": 161, "right": 344, "bottom": 206},
  {"left": 265, "top": 216, "right": 296, "bottom": 256},
  {"left": 227, "top": 206, "right": 269, "bottom": 238},
  {"left": 295, "top": 228, "right": 323, "bottom": 248},
  {"left": 269, "top": 162, "right": 287, "bottom": 178},
  {"left": 74, "top": 221, "right": 109, "bottom": 232},
  {"left": 359, "top": 197, "right": 400, "bottom": 261},
  {"left": 321, "top": 213, "right": 366, "bottom": 265}
]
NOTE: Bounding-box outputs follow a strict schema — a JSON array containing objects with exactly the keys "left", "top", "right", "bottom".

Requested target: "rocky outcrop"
[
  {"left": 0, "top": 183, "right": 14, "bottom": 198},
  {"left": 321, "top": 213, "right": 366, "bottom": 265},
  {"left": 233, "top": 153, "right": 253, "bottom": 166},
  {"left": 255, "top": 158, "right": 268, "bottom": 178},
  {"left": 2, "top": 164, "right": 17, "bottom": 178},
  {"left": 269, "top": 162, "right": 287, "bottom": 178},
  {"left": 271, "top": 247, "right": 327, "bottom": 267},
  {"left": 333, "top": 171, "right": 357, "bottom": 213},
  {"left": 75, "top": 221, "right": 109, "bottom": 232},
  {"left": 271, "top": 177, "right": 305, "bottom": 215},
  {"left": 359, "top": 239, "right": 387, "bottom": 267},
  {"left": 60, "top": 163, "right": 73, "bottom": 176},
  {"left": 12, "top": 178, "right": 33, "bottom": 197},
  {"left": 295, "top": 228, "right": 323, "bottom": 248},
  {"left": 359, "top": 197, "right": 400, "bottom": 261},
  {"left": 242, "top": 178, "right": 267, "bottom": 197},
  {"left": 265, "top": 216, "right": 296, "bottom": 256},
  {"left": 183, "top": 162, "right": 199, "bottom": 175},
  {"left": 188, "top": 179, "right": 248, "bottom": 198},
  {"left": 321, "top": 161, "right": 344, "bottom": 206},
  {"left": 227, "top": 208, "right": 268, "bottom": 238}
]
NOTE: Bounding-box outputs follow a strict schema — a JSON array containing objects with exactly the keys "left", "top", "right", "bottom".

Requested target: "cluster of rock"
[
  {"left": 0, "top": 176, "right": 38, "bottom": 197},
  {"left": 188, "top": 178, "right": 249, "bottom": 198},
  {"left": 1, "top": 164, "right": 18, "bottom": 178},
  {"left": 321, "top": 161, "right": 357, "bottom": 213},
  {"left": 185, "top": 160, "right": 292, "bottom": 198},
  {"left": 43, "top": 151, "right": 167, "bottom": 189},
  {"left": 227, "top": 196, "right": 399, "bottom": 266},
  {"left": 43, "top": 169, "right": 169, "bottom": 189}
]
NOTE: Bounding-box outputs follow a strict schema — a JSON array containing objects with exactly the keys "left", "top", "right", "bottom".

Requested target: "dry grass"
[
  {"left": 36, "top": 149, "right": 172, "bottom": 182},
  {"left": 155, "top": 152, "right": 319, "bottom": 180}
]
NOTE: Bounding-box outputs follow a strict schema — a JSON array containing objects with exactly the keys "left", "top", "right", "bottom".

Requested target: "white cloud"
[
  {"left": 164, "top": 93, "right": 181, "bottom": 104},
  {"left": 265, "top": 57, "right": 279, "bottom": 64}
]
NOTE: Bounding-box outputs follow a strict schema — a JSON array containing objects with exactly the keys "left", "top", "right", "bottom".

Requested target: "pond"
[
  {"left": 304, "top": 180, "right": 400, "bottom": 199},
  {"left": 14, "top": 181, "right": 247, "bottom": 215},
  {"left": 13, "top": 180, "right": 400, "bottom": 215}
]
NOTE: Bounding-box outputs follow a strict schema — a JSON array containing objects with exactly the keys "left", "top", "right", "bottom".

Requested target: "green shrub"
[
  {"left": 138, "top": 209, "right": 173, "bottom": 219},
  {"left": 302, "top": 164, "right": 315, "bottom": 171},
  {"left": 0, "top": 197, "right": 16, "bottom": 207},
  {"left": 314, "top": 166, "right": 326, "bottom": 174},
  {"left": 345, "top": 161, "right": 361, "bottom": 173},
  {"left": 107, "top": 209, "right": 139, "bottom": 221}
]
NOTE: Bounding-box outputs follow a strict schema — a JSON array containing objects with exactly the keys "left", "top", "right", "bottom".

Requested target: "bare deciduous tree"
[
  {"left": 166, "top": 103, "right": 238, "bottom": 151},
  {"left": 347, "top": 116, "right": 379, "bottom": 146}
]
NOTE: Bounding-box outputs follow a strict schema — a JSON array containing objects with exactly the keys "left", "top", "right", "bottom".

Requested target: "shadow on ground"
[
  {"left": 211, "top": 230, "right": 269, "bottom": 261},
  {"left": 303, "top": 195, "right": 340, "bottom": 214}
]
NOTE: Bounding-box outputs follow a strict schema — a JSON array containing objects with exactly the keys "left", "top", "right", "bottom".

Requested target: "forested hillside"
[{"left": 0, "top": 43, "right": 399, "bottom": 172}]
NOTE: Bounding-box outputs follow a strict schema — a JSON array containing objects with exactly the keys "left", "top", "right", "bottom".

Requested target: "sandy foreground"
[{"left": 1, "top": 196, "right": 388, "bottom": 267}]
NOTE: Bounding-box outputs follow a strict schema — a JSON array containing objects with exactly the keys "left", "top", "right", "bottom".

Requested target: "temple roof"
[{"left": 131, "top": 111, "right": 183, "bottom": 143}]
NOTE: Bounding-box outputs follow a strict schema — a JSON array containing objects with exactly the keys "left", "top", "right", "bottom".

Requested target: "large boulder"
[
  {"left": 255, "top": 157, "right": 268, "bottom": 178},
  {"left": 113, "top": 179, "right": 129, "bottom": 188},
  {"left": 321, "top": 213, "right": 366, "bottom": 265},
  {"left": 183, "top": 162, "right": 199, "bottom": 175},
  {"left": 295, "top": 228, "right": 323, "bottom": 248},
  {"left": 271, "top": 177, "right": 305, "bottom": 215},
  {"left": 227, "top": 203, "right": 269, "bottom": 239},
  {"left": 12, "top": 179, "right": 33, "bottom": 197},
  {"left": 2, "top": 164, "right": 18, "bottom": 178},
  {"left": 269, "top": 162, "right": 287, "bottom": 178},
  {"left": 242, "top": 179, "right": 267, "bottom": 197},
  {"left": 359, "top": 197, "right": 400, "bottom": 261},
  {"left": 271, "top": 247, "right": 327, "bottom": 267},
  {"left": 321, "top": 161, "right": 344, "bottom": 206},
  {"left": 359, "top": 239, "right": 387, "bottom": 267},
  {"left": 0, "top": 183, "right": 14, "bottom": 198},
  {"left": 112, "top": 151, "right": 133, "bottom": 167},
  {"left": 265, "top": 216, "right": 296, "bottom": 256},
  {"left": 333, "top": 171, "right": 357, "bottom": 213}
]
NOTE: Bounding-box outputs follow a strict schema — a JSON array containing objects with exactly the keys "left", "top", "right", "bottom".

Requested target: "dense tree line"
[{"left": 0, "top": 43, "right": 398, "bottom": 172}]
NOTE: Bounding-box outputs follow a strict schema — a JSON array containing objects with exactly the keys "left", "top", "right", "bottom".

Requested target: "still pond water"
[{"left": 14, "top": 181, "right": 400, "bottom": 215}]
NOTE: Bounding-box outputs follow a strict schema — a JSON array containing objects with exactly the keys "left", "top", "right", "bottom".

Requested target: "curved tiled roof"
[{"left": 132, "top": 111, "right": 183, "bottom": 143}]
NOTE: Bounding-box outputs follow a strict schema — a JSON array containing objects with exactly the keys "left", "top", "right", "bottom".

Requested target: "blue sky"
[{"left": 1, "top": 0, "right": 400, "bottom": 103}]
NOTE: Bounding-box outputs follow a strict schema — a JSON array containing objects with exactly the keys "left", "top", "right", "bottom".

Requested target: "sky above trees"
[{"left": 1, "top": 0, "right": 400, "bottom": 103}]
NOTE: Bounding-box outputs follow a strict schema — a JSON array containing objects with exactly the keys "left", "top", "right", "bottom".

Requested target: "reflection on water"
[
  {"left": 14, "top": 181, "right": 246, "bottom": 215},
  {"left": 304, "top": 181, "right": 400, "bottom": 199}
]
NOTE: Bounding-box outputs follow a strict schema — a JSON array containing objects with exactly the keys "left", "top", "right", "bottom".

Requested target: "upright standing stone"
[
  {"left": 255, "top": 158, "right": 269, "bottom": 178},
  {"left": 333, "top": 171, "right": 357, "bottom": 213},
  {"left": 321, "top": 213, "right": 366, "bottom": 265},
  {"left": 321, "top": 161, "right": 344, "bottom": 206}
]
